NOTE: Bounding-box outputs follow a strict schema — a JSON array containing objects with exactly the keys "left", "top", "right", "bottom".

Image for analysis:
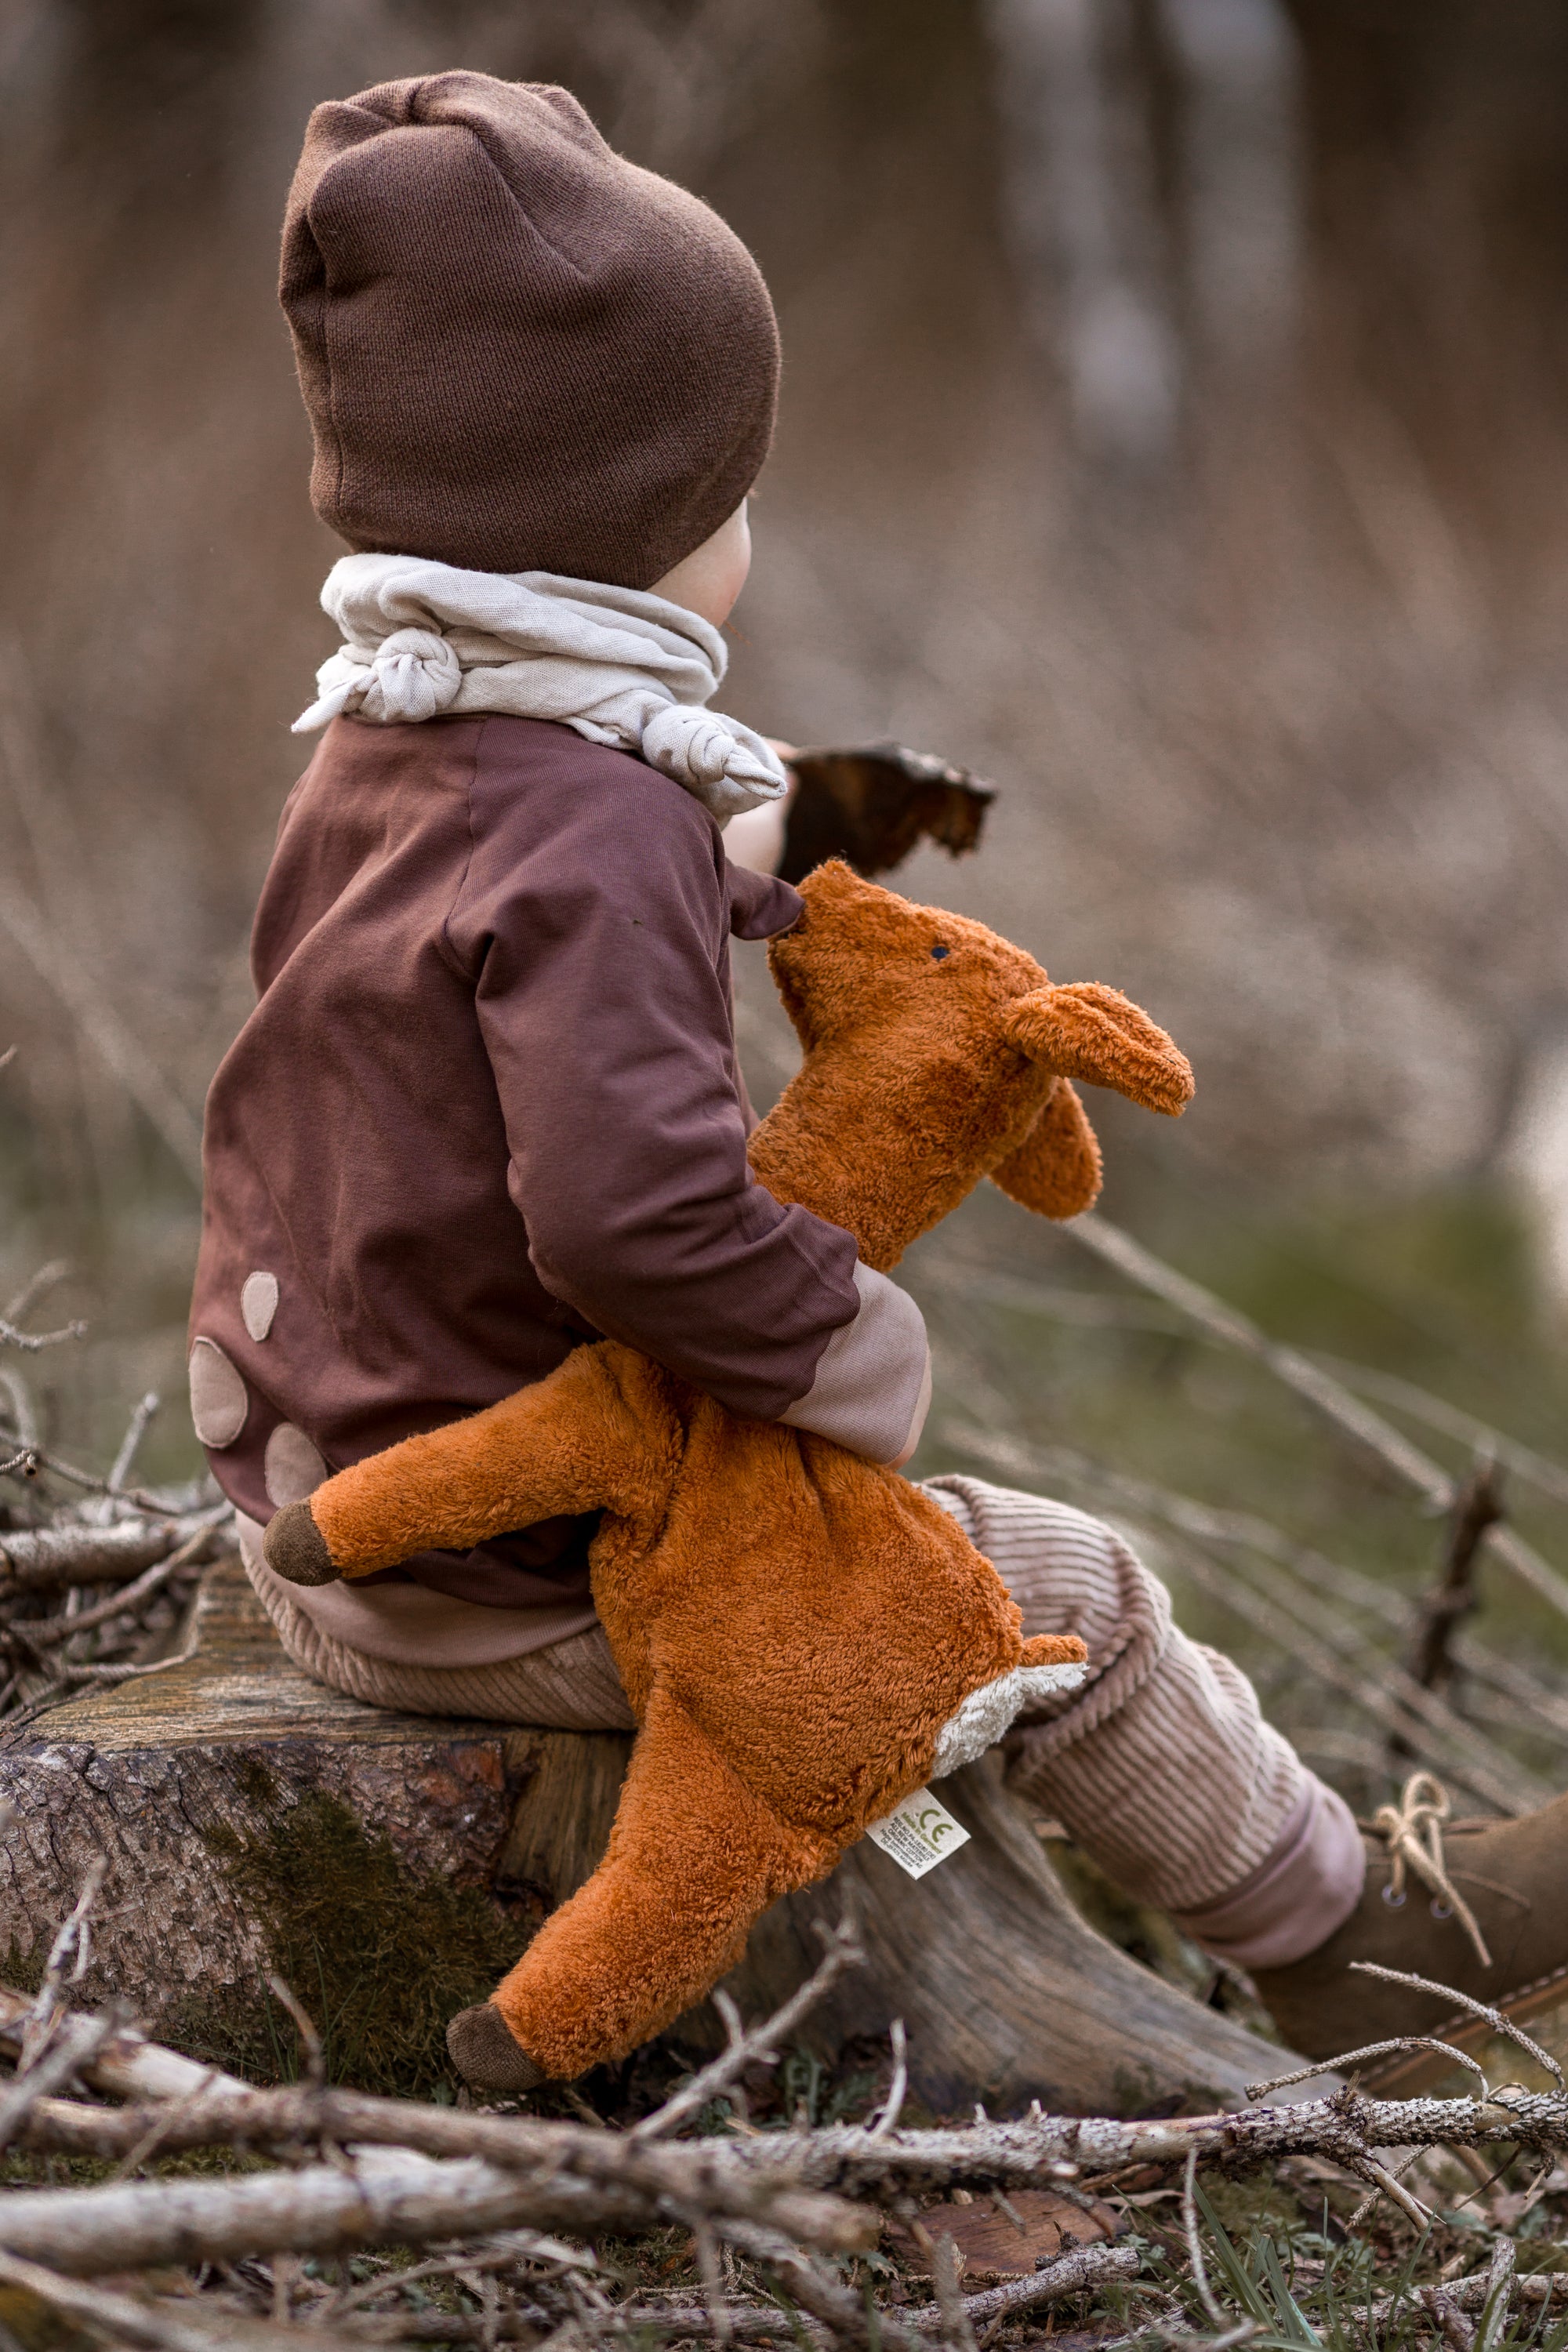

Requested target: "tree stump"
[
  {"left": 0, "top": 1559, "right": 623, "bottom": 2094},
  {"left": 0, "top": 1556, "right": 1311, "bottom": 2111}
]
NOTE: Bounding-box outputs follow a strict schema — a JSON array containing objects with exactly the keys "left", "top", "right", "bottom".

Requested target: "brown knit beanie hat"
[{"left": 280, "top": 72, "right": 780, "bottom": 589}]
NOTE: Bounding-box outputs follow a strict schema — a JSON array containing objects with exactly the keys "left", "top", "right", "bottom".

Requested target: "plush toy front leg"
[
  {"left": 447, "top": 1686, "right": 829, "bottom": 2090},
  {"left": 263, "top": 1344, "right": 647, "bottom": 1587}
]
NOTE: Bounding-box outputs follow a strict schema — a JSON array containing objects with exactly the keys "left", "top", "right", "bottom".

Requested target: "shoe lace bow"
[{"left": 1370, "top": 1771, "right": 1492, "bottom": 1969}]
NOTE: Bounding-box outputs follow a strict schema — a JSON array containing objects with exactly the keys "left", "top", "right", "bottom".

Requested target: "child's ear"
[
  {"left": 989, "top": 1080, "right": 1103, "bottom": 1220},
  {"left": 1001, "top": 982, "right": 1194, "bottom": 1116}
]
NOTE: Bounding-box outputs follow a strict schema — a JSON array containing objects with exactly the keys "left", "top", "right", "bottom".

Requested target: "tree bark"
[
  {"left": 0, "top": 1557, "right": 1300, "bottom": 2112},
  {"left": 0, "top": 1560, "right": 619, "bottom": 2085}
]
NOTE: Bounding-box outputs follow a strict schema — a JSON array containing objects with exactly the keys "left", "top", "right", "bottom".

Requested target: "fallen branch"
[
  {"left": 1403, "top": 1460, "right": 1503, "bottom": 1698},
  {"left": 1439, "top": 2269, "right": 1566, "bottom": 2315},
  {"left": 620, "top": 2251, "right": 1145, "bottom": 2352},
  {"left": 1352, "top": 1959, "right": 1563, "bottom": 2085},
  {"left": 735, "top": 2086, "right": 1568, "bottom": 2195},
  {"left": 921, "top": 2241, "right": 1138, "bottom": 2333},
  {"left": 0, "top": 2140, "right": 871, "bottom": 2277},
  {"left": 0, "top": 2007, "right": 125, "bottom": 2152},
  {"left": 16, "top": 1545, "right": 191, "bottom": 1650},
  {"left": 0, "top": 1312, "right": 84, "bottom": 1353},
  {"left": 727, "top": 2217, "right": 924, "bottom": 2352},
  {"left": 1, "top": 1601, "right": 209, "bottom": 1731},
  {"left": 20, "top": 2059, "right": 1568, "bottom": 2252},
  {"left": 1419, "top": 2284, "right": 1478, "bottom": 2352},
  {"left": 0, "top": 1514, "right": 223, "bottom": 1598},
  {"left": 0, "top": 2245, "right": 345, "bottom": 2352},
  {"left": 17, "top": 1967, "right": 1568, "bottom": 2232},
  {"left": 0, "top": 1981, "right": 250, "bottom": 2100},
  {"left": 108, "top": 1389, "right": 161, "bottom": 1494}
]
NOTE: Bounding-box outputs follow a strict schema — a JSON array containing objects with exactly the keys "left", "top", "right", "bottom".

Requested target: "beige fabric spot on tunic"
[
  {"left": 188, "top": 1338, "right": 247, "bottom": 1450},
  {"left": 263, "top": 1423, "right": 328, "bottom": 1509},
  {"left": 241, "top": 1271, "right": 280, "bottom": 1341}
]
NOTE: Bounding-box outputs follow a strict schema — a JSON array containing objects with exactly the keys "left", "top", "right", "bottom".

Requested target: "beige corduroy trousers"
[{"left": 240, "top": 1475, "right": 1363, "bottom": 1968}]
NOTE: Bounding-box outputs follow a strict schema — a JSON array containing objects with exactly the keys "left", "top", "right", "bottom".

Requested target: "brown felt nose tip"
[
  {"left": 261, "top": 1501, "right": 339, "bottom": 1588},
  {"left": 447, "top": 2003, "right": 546, "bottom": 2093}
]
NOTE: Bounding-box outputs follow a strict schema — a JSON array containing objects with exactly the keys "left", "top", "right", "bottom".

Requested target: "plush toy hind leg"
[
  {"left": 263, "top": 1342, "right": 652, "bottom": 1586},
  {"left": 448, "top": 1684, "right": 828, "bottom": 2089}
]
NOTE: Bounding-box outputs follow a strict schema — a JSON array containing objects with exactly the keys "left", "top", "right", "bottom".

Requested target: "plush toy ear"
[
  {"left": 1001, "top": 983, "right": 1194, "bottom": 1116},
  {"left": 990, "top": 1080, "right": 1104, "bottom": 1219}
]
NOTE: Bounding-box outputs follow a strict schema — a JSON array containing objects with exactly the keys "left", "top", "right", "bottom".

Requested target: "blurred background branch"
[{"left": 7, "top": 0, "right": 1568, "bottom": 1212}]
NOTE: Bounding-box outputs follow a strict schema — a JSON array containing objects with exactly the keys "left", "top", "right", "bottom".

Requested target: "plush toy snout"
[{"left": 1022, "top": 1632, "right": 1089, "bottom": 1668}]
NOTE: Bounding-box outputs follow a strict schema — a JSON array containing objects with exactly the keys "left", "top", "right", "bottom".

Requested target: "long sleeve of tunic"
[{"left": 448, "top": 716, "right": 862, "bottom": 1420}]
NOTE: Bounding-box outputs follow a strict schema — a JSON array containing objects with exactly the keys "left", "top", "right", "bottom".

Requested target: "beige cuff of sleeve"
[
  {"left": 779, "top": 1261, "right": 931, "bottom": 1466},
  {"left": 1171, "top": 1779, "right": 1367, "bottom": 1972}
]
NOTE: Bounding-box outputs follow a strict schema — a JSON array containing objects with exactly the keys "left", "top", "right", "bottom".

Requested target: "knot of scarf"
[
  {"left": 292, "top": 554, "right": 788, "bottom": 821},
  {"left": 304, "top": 626, "right": 463, "bottom": 728}
]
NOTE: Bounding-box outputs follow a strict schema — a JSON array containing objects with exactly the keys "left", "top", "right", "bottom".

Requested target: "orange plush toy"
[{"left": 263, "top": 862, "right": 1194, "bottom": 2091}]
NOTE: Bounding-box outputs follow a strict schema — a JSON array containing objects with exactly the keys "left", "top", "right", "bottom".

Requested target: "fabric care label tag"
[{"left": 866, "top": 1788, "right": 971, "bottom": 1879}]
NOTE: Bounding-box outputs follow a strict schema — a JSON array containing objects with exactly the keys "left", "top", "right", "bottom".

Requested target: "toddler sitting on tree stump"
[{"left": 190, "top": 69, "right": 1568, "bottom": 2089}]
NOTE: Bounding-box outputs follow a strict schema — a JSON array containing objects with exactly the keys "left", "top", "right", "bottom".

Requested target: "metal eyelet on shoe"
[
  {"left": 1381, "top": 1884, "right": 1406, "bottom": 1909},
  {"left": 1431, "top": 1900, "right": 1454, "bottom": 1920}
]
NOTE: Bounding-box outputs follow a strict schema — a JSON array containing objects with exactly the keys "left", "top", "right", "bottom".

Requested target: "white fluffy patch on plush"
[{"left": 929, "top": 1659, "right": 1087, "bottom": 1781}]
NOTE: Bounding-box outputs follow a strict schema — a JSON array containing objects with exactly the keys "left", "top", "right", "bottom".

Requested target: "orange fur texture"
[{"left": 270, "top": 861, "right": 1194, "bottom": 2081}]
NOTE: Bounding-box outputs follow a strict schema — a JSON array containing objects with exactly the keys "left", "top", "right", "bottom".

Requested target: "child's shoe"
[{"left": 1252, "top": 1774, "right": 1568, "bottom": 2083}]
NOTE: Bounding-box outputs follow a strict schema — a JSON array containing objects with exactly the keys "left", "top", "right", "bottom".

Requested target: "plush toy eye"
[{"left": 931, "top": 942, "right": 951, "bottom": 962}]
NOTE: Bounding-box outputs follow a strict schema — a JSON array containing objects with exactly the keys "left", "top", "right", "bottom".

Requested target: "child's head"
[{"left": 281, "top": 73, "right": 779, "bottom": 594}]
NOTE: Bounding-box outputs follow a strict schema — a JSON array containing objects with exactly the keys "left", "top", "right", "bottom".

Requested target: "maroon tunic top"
[{"left": 190, "top": 712, "right": 861, "bottom": 1610}]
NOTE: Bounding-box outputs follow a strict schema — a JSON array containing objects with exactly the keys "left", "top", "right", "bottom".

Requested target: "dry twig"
[
  {"left": 869, "top": 2018, "right": 909, "bottom": 2141},
  {"left": 1403, "top": 1460, "right": 1504, "bottom": 1699},
  {"left": 940, "top": 1417, "right": 1544, "bottom": 1813},
  {"left": 633, "top": 1913, "right": 865, "bottom": 2143},
  {"left": 0, "top": 1514, "right": 224, "bottom": 1597},
  {"left": 1062, "top": 1214, "right": 1568, "bottom": 1621}
]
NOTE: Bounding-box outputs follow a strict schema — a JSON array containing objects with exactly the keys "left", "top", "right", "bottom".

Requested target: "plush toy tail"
[
  {"left": 454, "top": 1686, "right": 831, "bottom": 2088},
  {"left": 1021, "top": 1632, "right": 1089, "bottom": 1668}
]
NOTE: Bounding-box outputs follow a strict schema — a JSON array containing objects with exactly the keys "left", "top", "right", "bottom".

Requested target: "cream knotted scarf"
[{"left": 292, "top": 554, "right": 789, "bottom": 821}]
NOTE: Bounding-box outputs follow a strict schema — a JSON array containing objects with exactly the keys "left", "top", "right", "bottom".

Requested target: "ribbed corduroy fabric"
[
  {"left": 241, "top": 1520, "right": 633, "bottom": 1732},
  {"left": 923, "top": 1477, "right": 1364, "bottom": 1961},
  {"left": 924, "top": 1476, "right": 1304, "bottom": 1907},
  {"left": 241, "top": 1478, "right": 1364, "bottom": 1962}
]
